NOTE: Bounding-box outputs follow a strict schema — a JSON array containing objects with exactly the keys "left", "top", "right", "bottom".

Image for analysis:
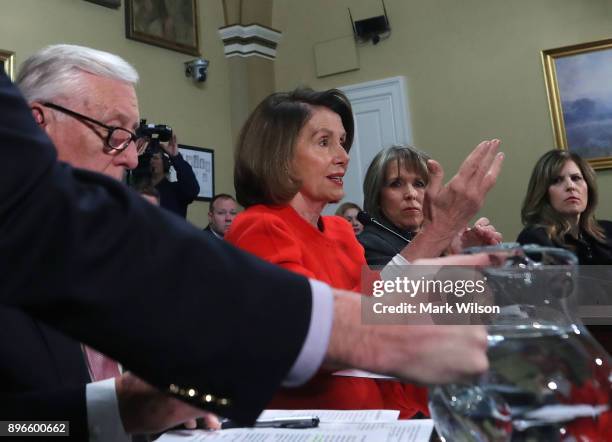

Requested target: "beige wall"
[
  {"left": 223, "top": 1, "right": 276, "bottom": 148},
  {"left": 273, "top": 0, "right": 612, "bottom": 240},
  {"left": 227, "top": 56, "right": 276, "bottom": 145},
  {"left": 1, "top": 0, "right": 236, "bottom": 227}
]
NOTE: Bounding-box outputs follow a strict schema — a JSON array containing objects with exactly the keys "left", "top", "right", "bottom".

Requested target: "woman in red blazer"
[{"left": 226, "top": 88, "right": 426, "bottom": 417}]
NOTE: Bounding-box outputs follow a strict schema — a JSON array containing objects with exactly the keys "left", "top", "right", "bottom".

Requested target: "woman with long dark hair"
[
  {"left": 518, "top": 149, "right": 612, "bottom": 353},
  {"left": 517, "top": 149, "right": 612, "bottom": 264}
]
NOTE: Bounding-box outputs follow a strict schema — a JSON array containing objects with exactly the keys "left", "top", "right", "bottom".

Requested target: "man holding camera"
[{"left": 149, "top": 133, "right": 200, "bottom": 218}]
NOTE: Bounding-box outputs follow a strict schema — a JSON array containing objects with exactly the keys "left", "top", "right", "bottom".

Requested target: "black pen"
[{"left": 221, "top": 416, "right": 320, "bottom": 429}]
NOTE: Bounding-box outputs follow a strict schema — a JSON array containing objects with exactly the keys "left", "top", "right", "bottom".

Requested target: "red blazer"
[{"left": 227, "top": 204, "right": 428, "bottom": 418}]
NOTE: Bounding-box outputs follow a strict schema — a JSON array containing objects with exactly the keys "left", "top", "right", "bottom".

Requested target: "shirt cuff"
[
  {"left": 389, "top": 253, "right": 411, "bottom": 266},
  {"left": 86, "top": 378, "right": 131, "bottom": 442},
  {"left": 380, "top": 253, "right": 411, "bottom": 280},
  {"left": 282, "top": 279, "right": 333, "bottom": 387}
]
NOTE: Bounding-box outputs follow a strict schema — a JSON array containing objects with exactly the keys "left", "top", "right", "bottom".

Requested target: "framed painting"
[
  {"left": 178, "top": 145, "right": 214, "bottom": 201},
  {"left": 0, "top": 50, "right": 15, "bottom": 81},
  {"left": 125, "top": 0, "right": 199, "bottom": 56},
  {"left": 543, "top": 38, "right": 612, "bottom": 170}
]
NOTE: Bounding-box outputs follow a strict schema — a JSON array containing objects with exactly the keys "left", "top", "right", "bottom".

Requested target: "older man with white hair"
[{"left": 7, "top": 44, "right": 213, "bottom": 442}]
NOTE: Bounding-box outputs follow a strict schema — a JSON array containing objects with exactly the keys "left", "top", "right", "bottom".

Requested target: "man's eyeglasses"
[{"left": 42, "top": 102, "right": 148, "bottom": 155}]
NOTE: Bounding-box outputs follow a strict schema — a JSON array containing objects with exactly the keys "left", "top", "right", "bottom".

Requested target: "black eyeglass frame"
[{"left": 42, "top": 102, "right": 147, "bottom": 154}]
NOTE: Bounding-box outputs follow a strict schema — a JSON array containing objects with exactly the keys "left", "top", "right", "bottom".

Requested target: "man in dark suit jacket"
[
  {"left": 4, "top": 44, "right": 223, "bottom": 441},
  {"left": 0, "top": 45, "right": 496, "bottom": 440},
  {"left": 0, "top": 45, "right": 330, "bottom": 440},
  {"left": 0, "top": 307, "right": 91, "bottom": 437}
]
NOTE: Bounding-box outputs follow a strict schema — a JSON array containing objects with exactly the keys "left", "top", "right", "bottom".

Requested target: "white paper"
[
  {"left": 323, "top": 421, "right": 434, "bottom": 442},
  {"left": 158, "top": 427, "right": 389, "bottom": 441},
  {"left": 157, "top": 420, "right": 434, "bottom": 442},
  {"left": 259, "top": 409, "right": 400, "bottom": 422},
  {"left": 332, "top": 369, "right": 395, "bottom": 379}
]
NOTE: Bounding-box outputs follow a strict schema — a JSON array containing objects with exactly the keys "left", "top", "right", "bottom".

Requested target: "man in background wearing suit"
[
  {"left": 0, "top": 44, "right": 502, "bottom": 440},
  {"left": 203, "top": 193, "right": 238, "bottom": 239}
]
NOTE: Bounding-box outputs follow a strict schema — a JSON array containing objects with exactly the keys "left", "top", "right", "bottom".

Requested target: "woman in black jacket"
[
  {"left": 358, "top": 145, "right": 501, "bottom": 266},
  {"left": 517, "top": 149, "right": 612, "bottom": 353},
  {"left": 517, "top": 149, "right": 612, "bottom": 264}
]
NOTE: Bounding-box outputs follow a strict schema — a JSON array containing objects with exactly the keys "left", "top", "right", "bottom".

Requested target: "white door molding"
[
  {"left": 325, "top": 76, "right": 412, "bottom": 215},
  {"left": 341, "top": 76, "right": 412, "bottom": 145}
]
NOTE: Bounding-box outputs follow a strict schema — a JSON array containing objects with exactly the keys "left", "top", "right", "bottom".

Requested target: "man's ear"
[{"left": 30, "top": 102, "right": 46, "bottom": 127}]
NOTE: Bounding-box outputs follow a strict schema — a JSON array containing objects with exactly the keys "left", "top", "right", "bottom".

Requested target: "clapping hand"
[
  {"left": 447, "top": 217, "right": 503, "bottom": 255},
  {"left": 423, "top": 139, "right": 503, "bottom": 237}
]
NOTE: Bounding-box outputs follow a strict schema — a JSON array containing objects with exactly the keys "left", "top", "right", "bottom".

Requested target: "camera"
[
  {"left": 184, "top": 58, "right": 209, "bottom": 82},
  {"left": 129, "top": 120, "right": 173, "bottom": 190},
  {"left": 137, "top": 119, "right": 172, "bottom": 142}
]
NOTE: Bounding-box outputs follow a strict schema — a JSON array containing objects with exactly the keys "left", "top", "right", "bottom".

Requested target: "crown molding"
[{"left": 218, "top": 24, "right": 282, "bottom": 59}]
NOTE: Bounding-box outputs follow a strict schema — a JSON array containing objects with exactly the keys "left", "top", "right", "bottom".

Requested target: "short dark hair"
[
  {"left": 521, "top": 149, "right": 604, "bottom": 244},
  {"left": 234, "top": 87, "right": 354, "bottom": 208},
  {"left": 209, "top": 193, "right": 236, "bottom": 214},
  {"left": 363, "top": 145, "right": 430, "bottom": 223}
]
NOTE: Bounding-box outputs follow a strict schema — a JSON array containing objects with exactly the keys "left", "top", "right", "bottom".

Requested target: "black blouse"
[
  {"left": 517, "top": 221, "right": 612, "bottom": 353},
  {"left": 516, "top": 220, "right": 612, "bottom": 265},
  {"left": 357, "top": 216, "right": 415, "bottom": 266}
]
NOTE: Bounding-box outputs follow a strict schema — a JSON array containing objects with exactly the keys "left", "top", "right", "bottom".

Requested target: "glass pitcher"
[{"left": 428, "top": 244, "right": 612, "bottom": 441}]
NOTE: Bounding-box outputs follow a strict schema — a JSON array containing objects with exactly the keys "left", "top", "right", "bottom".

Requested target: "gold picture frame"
[
  {"left": 0, "top": 50, "right": 15, "bottom": 81},
  {"left": 542, "top": 38, "right": 612, "bottom": 170},
  {"left": 125, "top": 0, "right": 199, "bottom": 56}
]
